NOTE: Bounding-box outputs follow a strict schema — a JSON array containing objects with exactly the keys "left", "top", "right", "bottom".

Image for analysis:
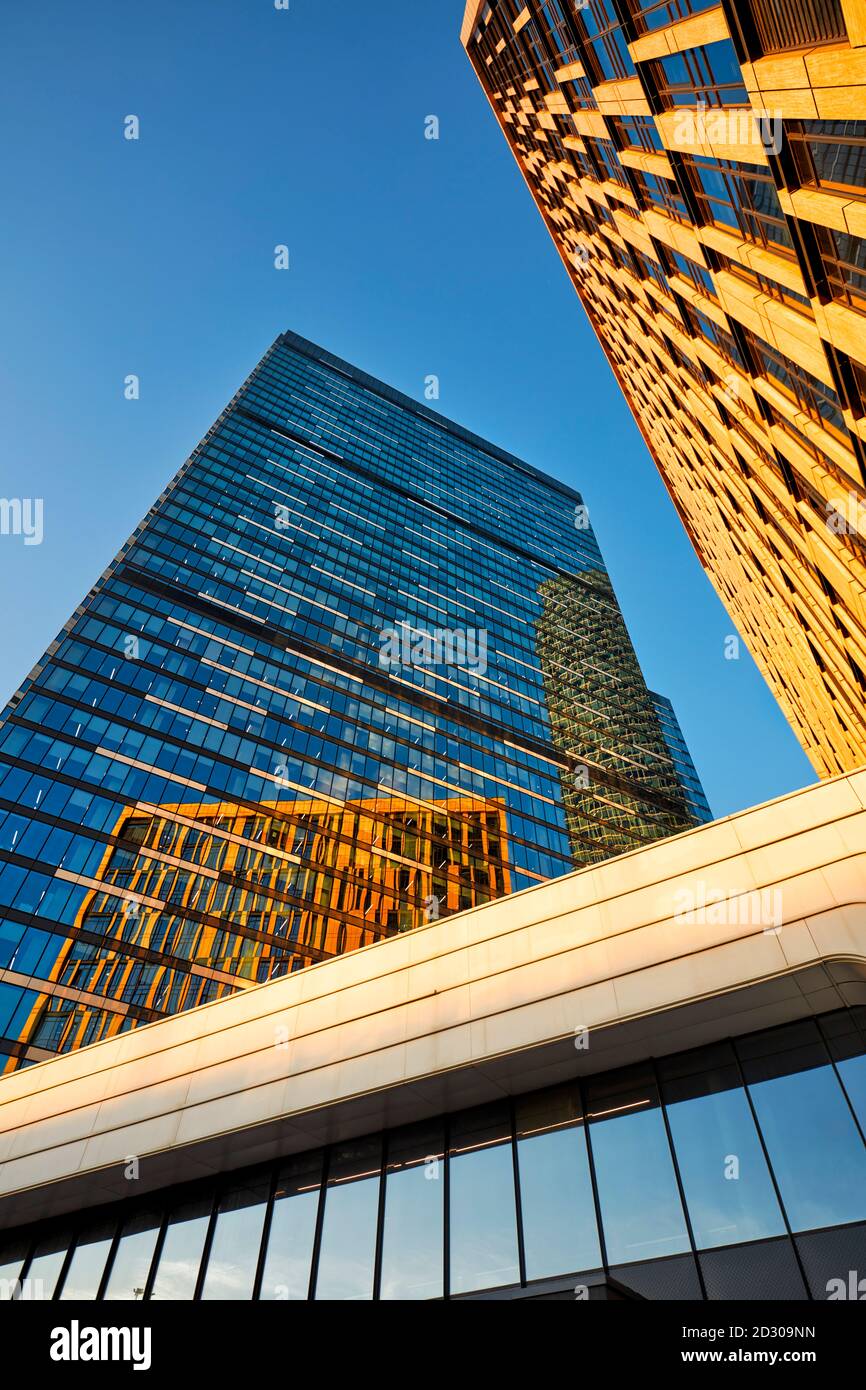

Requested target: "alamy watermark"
[
  {"left": 826, "top": 492, "right": 866, "bottom": 537},
  {"left": 0, "top": 497, "right": 43, "bottom": 546},
  {"left": 674, "top": 884, "right": 783, "bottom": 933},
  {"left": 379, "top": 621, "right": 488, "bottom": 677},
  {"left": 670, "top": 99, "right": 782, "bottom": 158}
]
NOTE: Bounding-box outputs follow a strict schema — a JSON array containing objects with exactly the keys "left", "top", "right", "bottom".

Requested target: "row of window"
[{"left": 4, "top": 1011, "right": 866, "bottom": 1300}]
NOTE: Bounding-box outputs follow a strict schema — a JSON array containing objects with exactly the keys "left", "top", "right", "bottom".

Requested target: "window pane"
[
  {"left": 587, "top": 1064, "right": 690, "bottom": 1265},
  {"left": 102, "top": 1210, "right": 160, "bottom": 1301},
  {"left": 149, "top": 1196, "right": 212, "bottom": 1301},
  {"left": 0, "top": 1237, "right": 30, "bottom": 1300},
  {"left": 516, "top": 1084, "right": 601, "bottom": 1280},
  {"left": 200, "top": 1176, "right": 269, "bottom": 1300},
  {"left": 380, "top": 1121, "right": 444, "bottom": 1300},
  {"left": 820, "top": 1010, "right": 866, "bottom": 1135},
  {"left": 659, "top": 1044, "right": 785, "bottom": 1249},
  {"left": 738, "top": 1022, "right": 866, "bottom": 1232},
  {"left": 23, "top": 1230, "right": 71, "bottom": 1300},
  {"left": 58, "top": 1220, "right": 115, "bottom": 1299},
  {"left": 259, "top": 1152, "right": 322, "bottom": 1301},
  {"left": 314, "top": 1138, "right": 381, "bottom": 1301},
  {"left": 449, "top": 1103, "right": 519, "bottom": 1295}
]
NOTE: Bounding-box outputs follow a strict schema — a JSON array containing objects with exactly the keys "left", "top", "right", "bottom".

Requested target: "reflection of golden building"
[
  {"left": 16, "top": 794, "right": 511, "bottom": 1059},
  {"left": 537, "top": 572, "right": 699, "bottom": 862}
]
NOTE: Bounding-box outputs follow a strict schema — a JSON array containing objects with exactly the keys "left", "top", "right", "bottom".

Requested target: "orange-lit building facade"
[
  {"left": 16, "top": 796, "right": 512, "bottom": 1057},
  {"left": 462, "top": 0, "right": 866, "bottom": 777}
]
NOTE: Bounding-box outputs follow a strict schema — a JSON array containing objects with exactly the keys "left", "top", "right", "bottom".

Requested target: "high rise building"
[
  {"left": 461, "top": 0, "right": 866, "bottom": 778},
  {"left": 0, "top": 330, "right": 707, "bottom": 1072}
]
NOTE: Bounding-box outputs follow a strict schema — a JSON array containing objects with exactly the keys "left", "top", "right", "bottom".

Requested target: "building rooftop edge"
[{"left": 277, "top": 329, "right": 585, "bottom": 508}]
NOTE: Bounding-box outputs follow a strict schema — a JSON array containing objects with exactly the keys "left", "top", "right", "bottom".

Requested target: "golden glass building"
[{"left": 462, "top": 0, "right": 866, "bottom": 777}]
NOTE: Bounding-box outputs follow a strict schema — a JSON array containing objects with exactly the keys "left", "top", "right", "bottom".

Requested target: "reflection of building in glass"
[
  {"left": 650, "top": 692, "right": 713, "bottom": 827},
  {"left": 0, "top": 330, "right": 707, "bottom": 1070},
  {"left": 16, "top": 795, "right": 511, "bottom": 1057},
  {"left": 536, "top": 571, "right": 709, "bottom": 861},
  {"left": 461, "top": 0, "right": 866, "bottom": 779}
]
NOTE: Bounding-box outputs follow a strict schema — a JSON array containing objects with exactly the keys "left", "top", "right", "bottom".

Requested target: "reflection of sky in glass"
[
  {"left": 25, "top": 1243, "right": 68, "bottom": 1301},
  {"left": 665, "top": 1089, "right": 785, "bottom": 1249},
  {"left": 103, "top": 1217, "right": 160, "bottom": 1301},
  {"left": 449, "top": 1143, "right": 520, "bottom": 1295},
  {"left": 836, "top": 1052, "right": 866, "bottom": 1134},
  {"left": 747, "top": 1066, "right": 866, "bottom": 1232},
  {"left": 149, "top": 1203, "right": 211, "bottom": 1301},
  {"left": 589, "top": 1107, "right": 690, "bottom": 1264},
  {"left": 518, "top": 1126, "right": 601, "bottom": 1279},
  {"left": 380, "top": 1161, "right": 444, "bottom": 1300},
  {"left": 259, "top": 1189, "right": 319, "bottom": 1301},
  {"left": 58, "top": 1227, "right": 113, "bottom": 1299},
  {"left": 315, "top": 1175, "right": 379, "bottom": 1301},
  {"left": 200, "top": 1192, "right": 267, "bottom": 1301}
]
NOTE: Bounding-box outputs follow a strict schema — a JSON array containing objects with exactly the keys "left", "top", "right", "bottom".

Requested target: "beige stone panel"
[
  {"left": 612, "top": 933, "right": 789, "bottom": 1020},
  {"left": 4, "top": 1098, "right": 103, "bottom": 1162},
  {"left": 751, "top": 54, "right": 810, "bottom": 90},
  {"left": 754, "top": 87, "right": 819, "bottom": 118},
  {"left": 460, "top": 1, "right": 485, "bottom": 45},
  {"left": 79, "top": 1113, "right": 185, "bottom": 1174},
  {"left": 89, "top": 1074, "right": 195, "bottom": 1139},
  {"left": 816, "top": 85, "right": 866, "bottom": 118},
  {"left": 555, "top": 60, "right": 586, "bottom": 82},
  {"left": 172, "top": 1080, "right": 294, "bottom": 1151},
  {"left": 819, "top": 300, "right": 866, "bottom": 370},
  {"left": 613, "top": 210, "right": 657, "bottom": 257},
  {"left": 807, "top": 903, "right": 866, "bottom": 959},
  {"left": 599, "top": 820, "right": 745, "bottom": 893},
  {"left": 182, "top": 1047, "right": 291, "bottom": 1111},
  {"left": 401, "top": 1022, "right": 476, "bottom": 1079},
  {"left": 571, "top": 110, "right": 609, "bottom": 140},
  {"left": 618, "top": 149, "right": 675, "bottom": 178},
  {"left": 790, "top": 186, "right": 851, "bottom": 233},
  {"left": 643, "top": 207, "right": 703, "bottom": 259},
  {"left": 733, "top": 776, "right": 862, "bottom": 850},
  {"left": 0, "top": 1140, "right": 93, "bottom": 1198},
  {"left": 744, "top": 825, "right": 857, "bottom": 895},
  {"left": 402, "top": 983, "right": 475, "bottom": 1038},
  {"left": 628, "top": 5, "right": 728, "bottom": 61},
  {"left": 843, "top": 0, "right": 866, "bottom": 46},
  {"left": 805, "top": 46, "right": 866, "bottom": 87},
  {"left": 655, "top": 109, "right": 770, "bottom": 165},
  {"left": 818, "top": 856, "right": 866, "bottom": 910},
  {"left": 777, "top": 918, "right": 825, "bottom": 969}
]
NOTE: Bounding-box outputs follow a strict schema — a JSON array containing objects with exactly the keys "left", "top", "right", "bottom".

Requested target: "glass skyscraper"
[{"left": 0, "top": 330, "right": 708, "bottom": 1071}]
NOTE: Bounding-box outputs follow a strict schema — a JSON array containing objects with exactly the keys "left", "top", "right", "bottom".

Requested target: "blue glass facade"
[{"left": 0, "top": 331, "right": 707, "bottom": 1070}]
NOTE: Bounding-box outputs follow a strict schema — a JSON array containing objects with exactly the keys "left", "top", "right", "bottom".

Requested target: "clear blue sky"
[{"left": 0, "top": 0, "right": 815, "bottom": 818}]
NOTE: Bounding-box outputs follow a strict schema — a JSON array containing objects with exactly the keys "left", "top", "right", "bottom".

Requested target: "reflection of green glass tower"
[
  {"left": 537, "top": 572, "right": 708, "bottom": 863},
  {"left": 0, "top": 330, "right": 708, "bottom": 1070}
]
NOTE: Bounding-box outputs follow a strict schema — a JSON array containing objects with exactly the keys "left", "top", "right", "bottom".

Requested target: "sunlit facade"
[
  {"left": 0, "top": 330, "right": 707, "bottom": 1070},
  {"left": 462, "top": 0, "right": 866, "bottom": 778}
]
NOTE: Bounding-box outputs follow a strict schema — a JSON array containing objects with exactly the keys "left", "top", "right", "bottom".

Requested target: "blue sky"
[{"left": 0, "top": 0, "right": 815, "bottom": 817}]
